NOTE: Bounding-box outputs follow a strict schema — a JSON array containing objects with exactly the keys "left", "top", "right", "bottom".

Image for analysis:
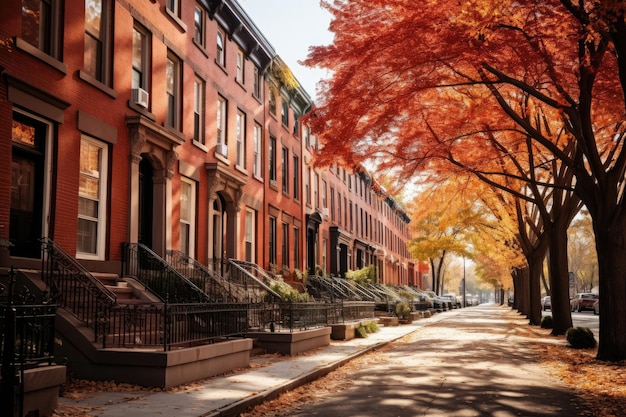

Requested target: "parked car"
[
  {"left": 541, "top": 296, "right": 551, "bottom": 311},
  {"left": 570, "top": 293, "right": 599, "bottom": 312},
  {"left": 593, "top": 299, "right": 599, "bottom": 315}
]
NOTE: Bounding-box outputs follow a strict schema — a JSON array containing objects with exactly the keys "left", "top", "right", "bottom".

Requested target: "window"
[
  {"left": 236, "top": 49, "right": 245, "bottom": 84},
  {"left": 245, "top": 209, "right": 256, "bottom": 262},
  {"left": 132, "top": 24, "right": 150, "bottom": 92},
  {"left": 193, "top": 5, "right": 205, "bottom": 47},
  {"left": 166, "top": 0, "right": 180, "bottom": 18},
  {"left": 322, "top": 238, "right": 327, "bottom": 275},
  {"left": 269, "top": 136, "right": 276, "bottom": 183},
  {"left": 293, "top": 227, "right": 300, "bottom": 270},
  {"left": 281, "top": 99, "right": 289, "bottom": 126},
  {"left": 84, "top": 0, "right": 111, "bottom": 84},
  {"left": 193, "top": 76, "right": 205, "bottom": 144},
  {"left": 305, "top": 167, "right": 311, "bottom": 205},
  {"left": 330, "top": 187, "right": 335, "bottom": 221},
  {"left": 282, "top": 222, "right": 289, "bottom": 269},
  {"left": 293, "top": 113, "right": 299, "bottom": 135},
  {"left": 253, "top": 66, "right": 262, "bottom": 98},
  {"left": 305, "top": 127, "right": 310, "bottom": 148},
  {"left": 269, "top": 216, "right": 277, "bottom": 265},
  {"left": 253, "top": 123, "right": 262, "bottom": 178},
  {"left": 77, "top": 136, "right": 108, "bottom": 259},
  {"left": 216, "top": 27, "right": 225, "bottom": 67},
  {"left": 269, "top": 89, "right": 276, "bottom": 115},
  {"left": 322, "top": 180, "right": 327, "bottom": 209},
  {"left": 293, "top": 155, "right": 299, "bottom": 200},
  {"left": 180, "top": 178, "right": 196, "bottom": 257},
  {"left": 236, "top": 110, "right": 246, "bottom": 168},
  {"left": 216, "top": 95, "right": 227, "bottom": 154},
  {"left": 313, "top": 173, "right": 319, "bottom": 209},
  {"left": 166, "top": 52, "right": 182, "bottom": 130},
  {"left": 281, "top": 147, "right": 289, "bottom": 193},
  {"left": 21, "top": 0, "right": 62, "bottom": 58},
  {"left": 338, "top": 193, "right": 342, "bottom": 225}
]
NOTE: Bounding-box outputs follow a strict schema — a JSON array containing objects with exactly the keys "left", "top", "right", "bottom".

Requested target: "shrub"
[
  {"left": 566, "top": 326, "right": 597, "bottom": 349},
  {"left": 355, "top": 325, "right": 368, "bottom": 338},
  {"left": 365, "top": 321, "right": 380, "bottom": 333},
  {"left": 395, "top": 302, "right": 411, "bottom": 319},
  {"left": 270, "top": 281, "right": 310, "bottom": 302},
  {"left": 540, "top": 315, "right": 553, "bottom": 329},
  {"left": 345, "top": 265, "right": 376, "bottom": 285}
]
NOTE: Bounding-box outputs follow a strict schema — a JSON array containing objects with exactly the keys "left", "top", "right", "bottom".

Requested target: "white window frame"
[
  {"left": 236, "top": 109, "right": 246, "bottom": 168},
  {"left": 77, "top": 135, "right": 108, "bottom": 260},
  {"left": 216, "top": 27, "right": 225, "bottom": 67},
  {"left": 166, "top": 51, "right": 182, "bottom": 130},
  {"left": 193, "top": 76, "right": 205, "bottom": 144},
  {"left": 180, "top": 177, "right": 196, "bottom": 257},
  {"left": 84, "top": 0, "right": 111, "bottom": 85},
  {"left": 245, "top": 209, "right": 256, "bottom": 263},
  {"left": 132, "top": 23, "right": 150, "bottom": 92},
  {"left": 193, "top": 4, "right": 205, "bottom": 47},
  {"left": 236, "top": 49, "right": 245, "bottom": 84},
  {"left": 217, "top": 95, "right": 226, "bottom": 148},
  {"left": 253, "top": 123, "right": 262, "bottom": 178}
]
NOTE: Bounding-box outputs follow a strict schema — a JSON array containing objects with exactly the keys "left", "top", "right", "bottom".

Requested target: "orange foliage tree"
[{"left": 304, "top": 0, "right": 626, "bottom": 361}]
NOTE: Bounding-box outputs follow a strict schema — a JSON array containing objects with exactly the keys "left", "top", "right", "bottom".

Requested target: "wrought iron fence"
[
  {"left": 102, "top": 302, "right": 250, "bottom": 349},
  {"left": 122, "top": 243, "right": 210, "bottom": 303},
  {"left": 1, "top": 267, "right": 58, "bottom": 417}
]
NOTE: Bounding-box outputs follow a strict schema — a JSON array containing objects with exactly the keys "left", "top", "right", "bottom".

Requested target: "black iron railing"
[
  {"left": 41, "top": 237, "right": 115, "bottom": 341},
  {"left": 103, "top": 302, "right": 250, "bottom": 349},
  {"left": 227, "top": 259, "right": 283, "bottom": 302},
  {"left": 166, "top": 250, "right": 235, "bottom": 302},
  {"left": 1, "top": 267, "right": 58, "bottom": 417},
  {"left": 122, "top": 243, "right": 210, "bottom": 303},
  {"left": 339, "top": 301, "right": 376, "bottom": 322}
]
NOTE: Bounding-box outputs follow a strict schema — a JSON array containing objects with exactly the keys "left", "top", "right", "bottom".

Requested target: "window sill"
[
  {"left": 193, "top": 39, "right": 209, "bottom": 58},
  {"left": 127, "top": 100, "right": 156, "bottom": 121},
  {"left": 235, "top": 78, "right": 247, "bottom": 92},
  {"left": 192, "top": 139, "right": 208, "bottom": 152},
  {"left": 215, "top": 60, "right": 228, "bottom": 75},
  {"left": 235, "top": 165, "right": 249, "bottom": 176},
  {"left": 165, "top": 7, "right": 187, "bottom": 32},
  {"left": 253, "top": 174, "right": 264, "bottom": 183},
  {"left": 14, "top": 37, "right": 67, "bottom": 74},
  {"left": 162, "top": 124, "right": 186, "bottom": 142},
  {"left": 269, "top": 180, "right": 278, "bottom": 191},
  {"left": 215, "top": 152, "right": 230, "bottom": 165},
  {"left": 78, "top": 71, "right": 117, "bottom": 98}
]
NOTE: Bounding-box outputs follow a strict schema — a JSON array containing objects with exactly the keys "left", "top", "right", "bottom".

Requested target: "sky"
[{"left": 239, "top": 0, "right": 334, "bottom": 100}]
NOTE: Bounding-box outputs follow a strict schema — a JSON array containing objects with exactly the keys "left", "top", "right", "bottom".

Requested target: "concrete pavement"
[{"left": 57, "top": 305, "right": 587, "bottom": 417}]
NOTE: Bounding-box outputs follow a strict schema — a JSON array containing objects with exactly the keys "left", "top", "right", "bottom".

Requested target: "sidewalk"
[{"left": 57, "top": 305, "right": 584, "bottom": 417}]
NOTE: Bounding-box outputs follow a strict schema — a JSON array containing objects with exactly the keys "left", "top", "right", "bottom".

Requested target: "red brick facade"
[{"left": 0, "top": 0, "right": 423, "bottom": 285}]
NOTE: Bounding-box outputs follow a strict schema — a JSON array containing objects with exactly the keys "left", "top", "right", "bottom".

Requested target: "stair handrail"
[
  {"left": 166, "top": 249, "right": 235, "bottom": 302},
  {"left": 227, "top": 259, "right": 283, "bottom": 301},
  {"left": 40, "top": 237, "right": 116, "bottom": 342},
  {"left": 122, "top": 243, "right": 210, "bottom": 303}
]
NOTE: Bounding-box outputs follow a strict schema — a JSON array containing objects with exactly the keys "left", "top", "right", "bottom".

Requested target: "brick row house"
[{"left": 0, "top": 0, "right": 421, "bottom": 286}]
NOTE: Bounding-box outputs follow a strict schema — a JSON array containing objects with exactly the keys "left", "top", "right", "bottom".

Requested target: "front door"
[
  {"left": 10, "top": 112, "right": 48, "bottom": 258},
  {"left": 138, "top": 157, "right": 153, "bottom": 249}
]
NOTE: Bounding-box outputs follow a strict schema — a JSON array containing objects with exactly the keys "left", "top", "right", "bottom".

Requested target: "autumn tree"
[{"left": 305, "top": 0, "right": 626, "bottom": 361}]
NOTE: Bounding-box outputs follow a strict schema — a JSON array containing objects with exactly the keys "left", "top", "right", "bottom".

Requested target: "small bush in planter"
[
  {"left": 540, "top": 315, "right": 553, "bottom": 329},
  {"left": 395, "top": 302, "right": 411, "bottom": 320},
  {"left": 566, "top": 326, "right": 597, "bottom": 349},
  {"left": 366, "top": 321, "right": 379, "bottom": 333},
  {"left": 355, "top": 325, "right": 369, "bottom": 338}
]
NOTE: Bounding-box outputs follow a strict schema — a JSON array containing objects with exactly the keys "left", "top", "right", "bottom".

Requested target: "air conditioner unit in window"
[
  {"left": 131, "top": 88, "right": 149, "bottom": 109},
  {"left": 216, "top": 143, "right": 228, "bottom": 157},
  {"left": 322, "top": 207, "right": 329, "bottom": 217}
]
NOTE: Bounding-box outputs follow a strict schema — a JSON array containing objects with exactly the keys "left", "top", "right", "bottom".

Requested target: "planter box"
[
  {"left": 330, "top": 319, "right": 378, "bottom": 340},
  {"left": 248, "top": 327, "right": 331, "bottom": 355},
  {"left": 378, "top": 316, "right": 399, "bottom": 327},
  {"left": 21, "top": 365, "right": 66, "bottom": 417}
]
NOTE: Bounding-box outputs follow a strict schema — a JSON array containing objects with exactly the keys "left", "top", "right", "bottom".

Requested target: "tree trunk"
[
  {"left": 547, "top": 222, "right": 573, "bottom": 335},
  {"left": 527, "top": 251, "right": 544, "bottom": 325},
  {"left": 593, "top": 222, "right": 626, "bottom": 361}
]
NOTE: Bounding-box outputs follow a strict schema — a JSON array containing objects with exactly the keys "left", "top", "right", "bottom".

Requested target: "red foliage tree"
[{"left": 304, "top": 0, "right": 626, "bottom": 361}]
